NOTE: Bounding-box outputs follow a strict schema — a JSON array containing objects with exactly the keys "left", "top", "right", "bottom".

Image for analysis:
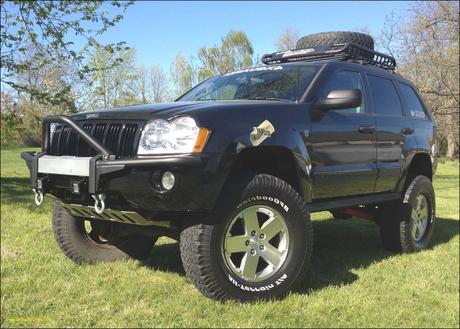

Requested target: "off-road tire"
[
  {"left": 378, "top": 176, "right": 435, "bottom": 252},
  {"left": 296, "top": 31, "right": 374, "bottom": 50},
  {"left": 180, "top": 174, "right": 313, "bottom": 302},
  {"left": 52, "top": 203, "right": 156, "bottom": 264}
]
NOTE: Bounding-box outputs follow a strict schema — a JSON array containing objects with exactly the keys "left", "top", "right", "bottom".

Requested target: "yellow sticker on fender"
[{"left": 250, "top": 120, "right": 275, "bottom": 146}]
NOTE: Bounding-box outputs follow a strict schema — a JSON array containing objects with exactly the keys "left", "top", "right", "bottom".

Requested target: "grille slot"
[{"left": 48, "top": 121, "right": 142, "bottom": 157}]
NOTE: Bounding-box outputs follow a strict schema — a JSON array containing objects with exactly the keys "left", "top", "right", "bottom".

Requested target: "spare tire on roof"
[{"left": 296, "top": 31, "right": 374, "bottom": 50}]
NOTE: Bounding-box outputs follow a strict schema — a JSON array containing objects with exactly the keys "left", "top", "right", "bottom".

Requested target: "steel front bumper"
[
  {"left": 21, "top": 115, "right": 224, "bottom": 214},
  {"left": 20, "top": 151, "right": 218, "bottom": 211}
]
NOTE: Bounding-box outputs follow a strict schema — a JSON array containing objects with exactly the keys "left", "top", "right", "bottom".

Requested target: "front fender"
[{"left": 202, "top": 107, "right": 313, "bottom": 203}]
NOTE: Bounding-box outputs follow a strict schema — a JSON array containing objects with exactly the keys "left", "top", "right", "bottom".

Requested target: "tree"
[
  {"left": 1, "top": 0, "right": 132, "bottom": 106},
  {"left": 197, "top": 30, "right": 254, "bottom": 81},
  {"left": 171, "top": 54, "right": 195, "bottom": 98},
  {"left": 275, "top": 28, "right": 299, "bottom": 51},
  {"left": 149, "top": 64, "right": 168, "bottom": 103},
  {"left": 378, "top": 1, "right": 459, "bottom": 158},
  {"left": 0, "top": 90, "right": 23, "bottom": 145},
  {"left": 137, "top": 65, "right": 149, "bottom": 104},
  {"left": 87, "top": 46, "right": 139, "bottom": 109},
  {"left": 8, "top": 44, "right": 77, "bottom": 144}
]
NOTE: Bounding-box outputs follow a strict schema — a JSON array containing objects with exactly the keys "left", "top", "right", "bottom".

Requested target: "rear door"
[
  {"left": 309, "top": 69, "right": 377, "bottom": 199},
  {"left": 397, "top": 81, "right": 436, "bottom": 161},
  {"left": 366, "top": 74, "right": 417, "bottom": 192}
]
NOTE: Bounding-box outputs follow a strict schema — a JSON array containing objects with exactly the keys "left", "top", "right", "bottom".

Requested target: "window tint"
[
  {"left": 399, "top": 83, "right": 426, "bottom": 118},
  {"left": 367, "top": 75, "right": 402, "bottom": 116},
  {"left": 323, "top": 70, "right": 366, "bottom": 113}
]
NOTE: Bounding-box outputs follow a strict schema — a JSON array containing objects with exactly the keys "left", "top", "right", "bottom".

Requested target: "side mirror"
[{"left": 315, "top": 89, "right": 362, "bottom": 111}]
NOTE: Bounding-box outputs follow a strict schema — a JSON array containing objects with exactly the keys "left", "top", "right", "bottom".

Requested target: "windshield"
[{"left": 178, "top": 65, "right": 321, "bottom": 102}]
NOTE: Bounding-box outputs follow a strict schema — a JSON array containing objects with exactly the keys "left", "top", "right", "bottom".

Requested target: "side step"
[{"left": 307, "top": 192, "right": 401, "bottom": 213}]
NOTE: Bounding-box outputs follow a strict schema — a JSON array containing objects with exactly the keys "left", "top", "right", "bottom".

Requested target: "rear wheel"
[
  {"left": 52, "top": 203, "right": 156, "bottom": 264},
  {"left": 180, "top": 174, "right": 313, "bottom": 302},
  {"left": 379, "top": 176, "right": 435, "bottom": 252}
]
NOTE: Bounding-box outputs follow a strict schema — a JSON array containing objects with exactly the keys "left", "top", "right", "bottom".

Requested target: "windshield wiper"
[{"left": 244, "top": 96, "right": 293, "bottom": 102}]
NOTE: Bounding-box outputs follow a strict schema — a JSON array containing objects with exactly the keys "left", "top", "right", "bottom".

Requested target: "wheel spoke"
[
  {"left": 412, "top": 220, "right": 418, "bottom": 239},
  {"left": 416, "top": 220, "right": 425, "bottom": 237},
  {"left": 260, "top": 215, "right": 284, "bottom": 241},
  {"left": 88, "top": 229, "right": 103, "bottom": 243},
  {"left": 420, "top": 197, "right": 427, "bottom": 211},
  {"left": 420, "top": 204, "right": 429, "bottom": 220},
  {"left": 414, "top": 197, "right": 421, "bottom": 213},
  {"left": 225, "top": 235, "right": 248, "bottom": 253},
  {"left": 240, "top": 252, "right": 259, "bottom": 279},
  {"left": 260, "top": 244, "right": 283, "bottom": 267},
  {"left": 242, "top": 209, "right": 260, "bottom": 235}
]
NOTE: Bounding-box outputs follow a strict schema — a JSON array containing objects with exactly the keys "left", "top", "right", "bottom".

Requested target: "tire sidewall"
[
  {"left": 208, "top": 179, "right": 311, "bottom": 300},
  {"left": 403, "top": 177, "right": 436, "bottom": 251}
]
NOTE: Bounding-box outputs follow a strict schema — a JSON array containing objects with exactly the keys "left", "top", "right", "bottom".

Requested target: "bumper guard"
[{"left": 21, "top": 115, "right": 203, "bottom": 212}]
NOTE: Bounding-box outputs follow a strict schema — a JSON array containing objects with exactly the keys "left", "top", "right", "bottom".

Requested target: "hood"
[{"left": 70, "top": 100, "right": 302, "bottom": 121}]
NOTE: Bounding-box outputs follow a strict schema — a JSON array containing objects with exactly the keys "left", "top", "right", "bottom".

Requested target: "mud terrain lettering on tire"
[
  {"left": 275, "top": 273, "right": 288, "bottom": 286},
  {"left": 237, "top": 196, "right": 289, "bottom": 212},
  {"left": 228, "top": 274, "right": 287, "bottom": 291}
]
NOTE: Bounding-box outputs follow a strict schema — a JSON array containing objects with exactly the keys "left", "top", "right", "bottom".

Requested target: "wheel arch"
[
  {"left": 218, "top": 145, "right": 311, "bottom": 204},
  {"left": 401, "top": 152, "right": 433, "bottom": 191}
]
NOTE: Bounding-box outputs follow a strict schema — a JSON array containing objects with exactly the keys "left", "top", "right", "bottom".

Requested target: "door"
[
  {"left": 309, "top": 70, "right": 377, "bottom": 199},
  {"left": 366, "top": 74, "right": 417, "bottom": 192}
]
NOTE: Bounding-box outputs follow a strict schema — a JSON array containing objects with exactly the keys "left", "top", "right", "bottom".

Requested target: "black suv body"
[{"left": 21, "top": 32, "right": 437, "bottom": 302}]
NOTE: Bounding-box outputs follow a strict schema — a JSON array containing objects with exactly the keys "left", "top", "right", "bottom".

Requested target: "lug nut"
[
  {"left": 251, "top": 231, "right": 256, "bottom": 236},
  {"left": 245, "top": 240, "right": 249, "bottom": 246},
  {"left": 250, "top": 249, "right": 256, "bottom": 255},
  {"left": 259, "top": 245, "right": 264, "bottom": 250},
  {"left": 259, "top": 233, "right": 265, "bottom": 239}
]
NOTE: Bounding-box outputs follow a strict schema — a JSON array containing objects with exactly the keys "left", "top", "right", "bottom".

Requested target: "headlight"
[{"left": 137, "top": 117, "right": 210, "bottom": 155}]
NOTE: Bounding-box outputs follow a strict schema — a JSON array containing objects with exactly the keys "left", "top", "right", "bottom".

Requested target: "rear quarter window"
[
  {"left": 398, "top": 82, "right": 427, "bottom": 119},
  {"left": 367, "top": 75, "right": 403, "bottom": 116}
]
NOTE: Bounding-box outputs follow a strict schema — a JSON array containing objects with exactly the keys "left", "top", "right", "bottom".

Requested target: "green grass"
[{"left": 1, "top": 147, "right": 459, "bottom": 328}]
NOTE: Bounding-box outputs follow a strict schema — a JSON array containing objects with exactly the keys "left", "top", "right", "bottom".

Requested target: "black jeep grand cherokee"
[{"left": 22, "top": 32, "right": 436, "bottom": 302}]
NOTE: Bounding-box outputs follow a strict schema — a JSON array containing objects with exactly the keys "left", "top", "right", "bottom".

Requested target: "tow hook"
[
  {"left": 92, "top": 193, "right": 106, "bottom": 214},
  {"left": 33, "top": 188, "right": 44, "bottom": 206}
]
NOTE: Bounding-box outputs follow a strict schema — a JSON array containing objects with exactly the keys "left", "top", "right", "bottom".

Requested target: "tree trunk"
[{"left": 446, "top": 137, "right": 457, "bottom": 159}]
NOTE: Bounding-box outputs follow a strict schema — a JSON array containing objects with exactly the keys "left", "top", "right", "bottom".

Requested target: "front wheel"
[
  {"left": 180, "top": 174, "right": 313, "bottom": 302},
  {"left": 379, "top": 175, "right": 436, "bottom": 252},
  {"left": 52, "top": 203, "right": 156, "bottom": 264}
]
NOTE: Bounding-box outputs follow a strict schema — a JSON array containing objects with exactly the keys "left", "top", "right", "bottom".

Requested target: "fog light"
[{"left": 161, "top": 171, "right": 175, "bottom": 190}]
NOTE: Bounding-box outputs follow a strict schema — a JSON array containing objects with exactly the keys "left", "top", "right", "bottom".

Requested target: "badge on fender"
[{"left": 250, "top": 120, "right": 275, "bottom": 146}]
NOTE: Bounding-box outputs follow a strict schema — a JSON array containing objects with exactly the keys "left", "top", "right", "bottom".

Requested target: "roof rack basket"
[{"left": 261, "top": 42, "right": 396, "bottom": 71}]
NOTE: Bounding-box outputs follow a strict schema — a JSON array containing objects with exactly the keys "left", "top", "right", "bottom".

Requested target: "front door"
[{"left": 309, "top": 70, "right": 377, "bottom": 199}]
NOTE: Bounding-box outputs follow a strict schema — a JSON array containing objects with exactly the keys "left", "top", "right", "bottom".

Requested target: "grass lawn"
[{"left": 1, "top": 147, "right": 459, "bottom": 328}]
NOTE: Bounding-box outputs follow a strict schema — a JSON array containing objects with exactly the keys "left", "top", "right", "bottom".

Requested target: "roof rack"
[{"left": 261, "top": 42, "right": 396, "bottom": 71}]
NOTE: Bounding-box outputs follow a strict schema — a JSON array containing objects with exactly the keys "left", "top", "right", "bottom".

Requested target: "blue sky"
[{"left": 97, "top": 1, "right": 409, "bottom": 72}]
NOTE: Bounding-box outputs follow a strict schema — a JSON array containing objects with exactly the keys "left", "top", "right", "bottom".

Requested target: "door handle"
[
  {"left": 401, "top": 127, "right": 414, "bottom": 135},
  {"left": 358, "top": 125, "right": 375, "bottom": 134}
]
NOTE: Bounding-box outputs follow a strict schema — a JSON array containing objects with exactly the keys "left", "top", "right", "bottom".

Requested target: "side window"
[
  {"left": 367, "top": 75, "right": 403, "bottom": 116},
  {"left": 398, "top": 83, "right": 427, "bottom": 118},
  {"left": 322, "top": 70, "right": 366, "bottom": 114}
]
